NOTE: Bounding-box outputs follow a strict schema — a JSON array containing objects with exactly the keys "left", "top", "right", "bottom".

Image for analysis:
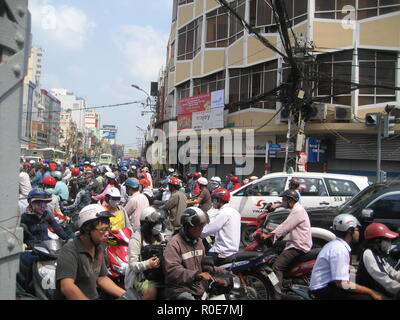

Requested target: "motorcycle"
[
  {"left": 241, "top": 202, "right": 275, "bottom": 247},
  {"left": 106, "top": 227, "right": 132, "bottom": 288},
  {"left": 18, "top": 236, "right": 65, "bottom": 300},
  {"left": 201, "top": 273, "right": 247, "bottom": 300}
]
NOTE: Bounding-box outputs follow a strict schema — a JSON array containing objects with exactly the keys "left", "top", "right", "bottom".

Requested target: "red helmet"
[
  {"left": 212, "top": 188, "right": 231, "bottom": 202},
  {"left": 72, "top": 168, "right": 80, "bottom": 176},
  {"left": 364, "top": 223, "right": 398, "bottom": 241},
  {"left": 193, "top": 172, "right": 201, "bottom": 179},
  {"left": 168, "top": 177, "right": 181, "bottom": 186},
  {"left": 230, "top": 176, "right": 239, "bottom": 183},
  {"left": 139, "top": 173, "right": 147, "bottom": 179},
  {"left": 49, "top": 163, "right": 57, "bottom": 171},
  {"left": 42, "top": 176, "right": 57, "bottom": 186}
]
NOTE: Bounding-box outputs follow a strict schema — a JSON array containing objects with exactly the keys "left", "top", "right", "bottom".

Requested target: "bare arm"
[
  {"left": 334, "top": 281, "right": 384, "bottom": 300},
  {"left": 187, "top": 197, "right": 203, "bottom": 205},
  {"left": 97, "top": 276, "right": 126, "bottom": 298},
  {"left": 60, "top": 278, "right": 90, "bottom": 300}
]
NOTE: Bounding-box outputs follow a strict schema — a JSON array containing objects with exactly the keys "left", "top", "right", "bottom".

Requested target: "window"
[
  {"left": 206, "top": 7, "right": 229, "bottom": 48},
  {"left": 177, "top": 81, "right": 190, "bottom": 100},
  {"left": 246, "top": 177, "right": 287, "bottom": 196},
  {"left": 369, "top": 193, "right": 400, "bottom": 219},
  {"left": 315, "top": 50, "right": 353, "bottom": 106},
  {"left": 315, "top": 0, "right": 400, "bottom": 20},
  {"left": 177, "top": 17, "right": 203, "bottom": 60},
  {"left": 178, "top": 0, "right": 194, "bottom": 5},
  {"left": 249, "top": 0, "right": 307, "bottom": 33},
  {"left": 229, "top": 60, "right": 278, "bottom": 112},
  {"left": 295, "top": 178, "right": 328, "bottom": 196},
  {"left": 193, "top": 71, "right": 225, "bottom": 96},
  {"left": 358, "top": 49, "right": 397, "bottom": 106},
  {"left": 228, "top": 0, "right": 246, "bottom": 45},
  {"left": 324, "top": 178, "right": 360, "bottom": 197}
]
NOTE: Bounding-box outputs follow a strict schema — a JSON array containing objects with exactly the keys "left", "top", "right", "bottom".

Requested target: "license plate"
[{"left": 268, "top": 271, "right": 279, "bottom": 286}]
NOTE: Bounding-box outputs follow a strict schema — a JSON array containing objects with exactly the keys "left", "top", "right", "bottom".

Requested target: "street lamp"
[{"left": 131, "top": 84, "right": 152, "bottom": 108}]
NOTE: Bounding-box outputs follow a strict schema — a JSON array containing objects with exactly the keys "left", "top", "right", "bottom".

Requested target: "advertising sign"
[
  {"left": 177, "top": 90, "right": 225, "bottom": 130},
  {"left": 308, "top": 138, "right": 328, "bottom": 163}
]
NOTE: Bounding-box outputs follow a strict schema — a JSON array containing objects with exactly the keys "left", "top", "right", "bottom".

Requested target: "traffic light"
[
  {"left": 365, "top": 113, "right": 379, "bottom": 126},
  {"left": 383, "top": 114, "right": 396, "bottom": 137},
  {"left": 380, "top": 170, "right": 387, "bottom": 183}
]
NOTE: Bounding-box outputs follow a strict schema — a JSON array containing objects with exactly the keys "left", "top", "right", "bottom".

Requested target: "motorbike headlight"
[{"left": 232, "top": 276, "right": 241, "bottom": 290}]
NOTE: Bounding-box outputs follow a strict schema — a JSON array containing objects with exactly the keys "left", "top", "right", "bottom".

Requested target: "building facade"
[{"left": 157, "top": 0, "right": 400, "bottom": 181}]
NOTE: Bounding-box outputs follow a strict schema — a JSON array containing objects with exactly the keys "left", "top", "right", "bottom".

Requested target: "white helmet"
[
  {"left": 106, "top": 187, "right": 121, "bottom": 198},
  {"left": 249, "top": 176, "right": 258, "bottom": 181},
  {"left": 140, "top": 206, "right": 162, "bottom": 223},
  {"left": 332, "top": 214, "right": 361, "bottom": 232},
  {"left": 210, "top": 176, "right": 221, "bottom": 183},
  {"left": 77, "top": 204, "right": 112, "bottom": 229},
  {"left": 131, "top": 165, "right": 137, "bottom": 170},
  {"left": 105, "top": 172, "right": 116, "bottom": 179},
  {"left": 91, "top": 162, "right": 97, "bottom": 167},
  {"left": 168, "top": 168, "right": 175, "bottom": 173},
  {"left": 198, "top": 177, "right": 208, "bottom": 186}
]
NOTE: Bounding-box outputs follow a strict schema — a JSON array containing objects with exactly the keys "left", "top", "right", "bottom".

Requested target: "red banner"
[{"left": 178, "top": 93, "right": 212, "bottom": 115}]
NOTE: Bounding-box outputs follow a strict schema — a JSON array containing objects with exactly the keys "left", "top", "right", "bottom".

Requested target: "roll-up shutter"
[{"left": 335, "top": 134, "right": 400, "bottom": 161}]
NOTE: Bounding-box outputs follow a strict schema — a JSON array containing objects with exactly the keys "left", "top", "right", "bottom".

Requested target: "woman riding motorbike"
[{"left": 125, "top": 206, "right": 166, "bottom": 300}]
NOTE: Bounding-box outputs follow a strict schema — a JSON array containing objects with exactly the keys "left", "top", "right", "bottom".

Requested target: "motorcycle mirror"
[{"left": 361, "top": 208, "right": 374, "bottom": 220}]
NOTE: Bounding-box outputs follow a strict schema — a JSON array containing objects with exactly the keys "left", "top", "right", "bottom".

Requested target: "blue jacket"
[
  {"left": 21, "top": 210, "right": 69, "bottom": 242},
  {"left": 31, "top": 170, "right": 44, "bottom": 188},
  {"left": 48, "top": 181, "right": 69, "bottom": 201}
]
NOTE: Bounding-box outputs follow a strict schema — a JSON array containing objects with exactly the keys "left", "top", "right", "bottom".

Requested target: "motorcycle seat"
[
  {"left": 290, "top": 248, "right": 321, "bottom": 265},
  {"left": 217, "top": 251, "right": 264, "bottom": 265}
]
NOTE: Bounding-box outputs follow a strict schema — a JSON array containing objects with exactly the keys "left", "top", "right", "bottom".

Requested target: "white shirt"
[
  {"left": 19, "top": 172, "right": 32, "bottom": 197},
  {"left": 309, "top": 238, "right": 351, "bottom": 291},
  {"left": 201, "top": 203, "right": 241, "bottom": 257}
]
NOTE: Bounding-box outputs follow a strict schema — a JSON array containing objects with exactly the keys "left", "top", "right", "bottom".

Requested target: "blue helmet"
[
  {"left": 125, "top": 178, "right": 139, "bottom": 189},
  {"left": 121, "top": 166, "right": 128, "bottom": 172}
]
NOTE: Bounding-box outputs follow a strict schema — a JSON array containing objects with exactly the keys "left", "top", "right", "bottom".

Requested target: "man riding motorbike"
[
  {"left": 309, "top": 214, "right": 383, "bottom": 300},
  {"left": 163, "top": 207, "right": 229, "bottom": 300},
  {"left": 201, "top": 188, "right": 241, "bottom": 265},
  {"left": 261, "top": 189, "right": 312, "bottom": 298},
  {"left": 54, "top": 204, "right": 128, "bottom": 300},
  {"left": 187, "top": 177, "right": 212, "bottom": 214}
]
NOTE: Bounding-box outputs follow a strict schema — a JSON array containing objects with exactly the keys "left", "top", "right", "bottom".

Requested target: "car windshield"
[{"left": 337, "top": 184, "right": 386, "bottom": 214}]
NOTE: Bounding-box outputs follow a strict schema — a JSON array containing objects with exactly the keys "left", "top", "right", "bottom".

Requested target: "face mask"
[
  {"left": 380, "top": 239, "right": 392, "bottom": 253},
  {"left": 152, "top": 223, "right": 162, "bottom": 235},
  {"left": 282, "top": 200, "right": 290, "bottom": 209},
  {"left": 109, "top": 199, "right": 120, "bottom": 208},
  {"left": 33, "top": 202, "right": 47, "bottom": 215}
]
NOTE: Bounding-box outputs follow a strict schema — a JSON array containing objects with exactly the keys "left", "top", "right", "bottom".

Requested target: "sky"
[{"left": 28, "top": 0, "right": 173, "bottom": 149}]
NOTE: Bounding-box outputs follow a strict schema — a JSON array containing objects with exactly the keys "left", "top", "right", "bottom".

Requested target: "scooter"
[
  {"left": 18, "top": 231, "right": 65, "bottom": 300},
  {"left": 106, "top": 227, "right": 132, "bottom": 288}
]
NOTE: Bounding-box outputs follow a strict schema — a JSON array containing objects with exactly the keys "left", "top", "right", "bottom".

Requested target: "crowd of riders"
[{"left": 17, "top": 158, "right": 399, "bottom": 300}]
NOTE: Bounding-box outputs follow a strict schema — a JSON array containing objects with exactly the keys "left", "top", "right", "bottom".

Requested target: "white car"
[{"left": 230, "top": 172, "right": 370, "bottom": 223}]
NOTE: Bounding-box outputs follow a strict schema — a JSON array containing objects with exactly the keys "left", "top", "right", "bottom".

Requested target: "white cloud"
[
  {"left": 112, "top": 24, "right": 169, "bottom": 84},
  {"left": 29, "top": 0, "right": 96, "bottom": 50}
]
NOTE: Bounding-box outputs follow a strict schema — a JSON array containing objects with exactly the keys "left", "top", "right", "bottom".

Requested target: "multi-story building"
[
  {"left": 24, "top": 46, "right": 44, "bottom": 85},
  {"left": 50, "top": 89, "right": 86, "bottom": 132},
  {"left": 40, "top": 89, "right": 61, "bottom": 148},
  {"left": 59, "top": 111, "right": 78, "bottom": 158},
  {"left": 158, "top": 0, "right": 400, "bottom": 181}
]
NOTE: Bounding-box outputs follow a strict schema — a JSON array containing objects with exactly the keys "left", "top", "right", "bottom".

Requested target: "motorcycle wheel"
[
  {"left": 241, "top": 225, "right": 257, "bottom": 247},
  {"left": 241, "top": 271, "right": 274, "bottom": 300}
]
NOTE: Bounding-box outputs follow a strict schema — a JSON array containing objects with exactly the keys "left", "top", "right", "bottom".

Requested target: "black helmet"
[
  {"left": 28, "top": 189, "right": 52, "bottom": 204},
  {"left": 181, "top": 207, "right": 209, "bottom": 228},
  {"left": 279, "top": 189, "right": 300, "bottom": 202}
]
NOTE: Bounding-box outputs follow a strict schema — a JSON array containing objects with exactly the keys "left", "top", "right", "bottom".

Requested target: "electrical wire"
[{"left": 22, "top": 100, "right": 146, "bottom": 116}]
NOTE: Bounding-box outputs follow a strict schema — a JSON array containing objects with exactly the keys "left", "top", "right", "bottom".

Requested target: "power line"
[{"left": 23, "top": 100, "right": 146, "bottom": 115}]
